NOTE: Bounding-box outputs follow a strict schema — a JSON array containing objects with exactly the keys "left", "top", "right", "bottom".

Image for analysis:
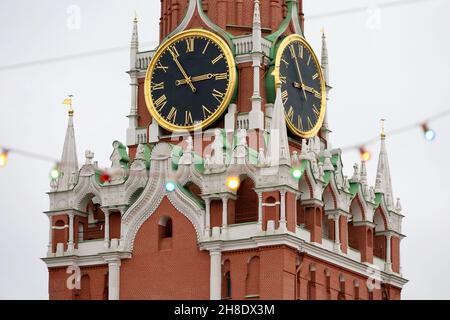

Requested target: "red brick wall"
[
  {"left": 159, "top": 0, "right": 304, "bottom": 40},
  {"left": 120, "top": 197, "right": 210, "bottom": 299},
  {"left": 391, "top": 236, "right": 401, "bottom": 274},
  {"left": 49, "top": 265, "right": 108, "bottom": 300}
]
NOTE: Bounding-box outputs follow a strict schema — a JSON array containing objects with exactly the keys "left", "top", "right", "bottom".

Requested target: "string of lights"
[
  {"left": 341, "top": 108, "right": 450, "bottom": 161},
  {"left": 0, "top": 0, "right": 442, "bottom": 72},
  {"left": 1, "top": 108, "right": 448, "bottom": 182}
]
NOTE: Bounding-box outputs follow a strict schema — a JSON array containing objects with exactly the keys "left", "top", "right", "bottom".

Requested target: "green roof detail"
[{"left": 349, "top": 182, "right": 359, "bottom": 198}]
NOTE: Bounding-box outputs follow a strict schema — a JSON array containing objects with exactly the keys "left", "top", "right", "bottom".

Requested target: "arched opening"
[
  {"left": 322, "top": 213, "right": 330, "bottom": 239},
  {"left": 296, "top": 197, "right": 305, "bottom": 227},
  {"left": 264, "top": 196, "right": 278, "bottom": 230},
  {"left": 235, "top": 178, "right": 258, "bottom": 224},
  {"left": 348, "top": 197, "right": 365, "bottom": 250},
  {"left": 109, "top": 211, "right": 122, "bottom": 241},
  {"left": 373, "top": 210, "right": 388, "bottom": 260},
  {"left": 222, "top": 260, "right": 231, "bottom": 299},
  {"left": 245, "top": 256, "right": 260, "bottom": 297},
  {"left": 158, "top": 216, "right": 173, "bottom": 250},
  {"left": 53, "top": 219, "right": 66, "bottom": 253},
  {"left": 82, "top": 195, "right": 105, "bottom": 241},
  {"left": 77, "top": 223, "right": 84, "bottom": 242}
]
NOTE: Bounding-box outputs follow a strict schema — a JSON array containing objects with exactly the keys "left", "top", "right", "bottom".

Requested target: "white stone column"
[
  {"left": 108, "top": 259, "right": 121, "bottom": 300},
  {"left": 104, "top": 209, "right": 110, "bottom": 248},
  {"left": 204, "top": 198, "right": 211, "bottom": 238},
  {"left": 47, "top": 215, "right": 53, "bottom": 255},
  {"left": 333, "top": 214, "right": 342, "bottom": 253},
  {"left": 385, "top": 234, "right": 393, "bottom": 272},
  {"left": 221, "top": 197, "right": 228, "bottom": 232},
  {"left": 67, "top": 212, "right": 75, "bottom": 253},
  {"left": 279, "top": 190, "right": 287, "bottom": 231},
  {"left": 209, "top": 248, "right": 222, "bottom": 300},
  {"left": 257, "top": 192, "right": 263, "bottom": 231}
]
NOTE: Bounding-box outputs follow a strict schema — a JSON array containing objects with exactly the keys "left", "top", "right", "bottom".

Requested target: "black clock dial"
[
  {"left": 277, "top": 36, "right": 326, "bottom": 138},
  {"left": 145, "top": 30, "right": 235, "bottom": 132}
]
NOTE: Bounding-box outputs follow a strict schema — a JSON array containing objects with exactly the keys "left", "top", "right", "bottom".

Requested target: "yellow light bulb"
[
  {"left": 0, "top": 151, "right": 8, "bottom": 167},
  {"left": 226, "top": 176, "right": 240, "bottom": 191}
]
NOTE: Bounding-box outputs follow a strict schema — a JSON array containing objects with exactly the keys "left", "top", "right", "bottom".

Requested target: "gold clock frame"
[
  {"left": 144, "top": 29, "right": 237, "bottom": 133},
  {"left": 274, "top": 34, "right": 327, "bottom": 139}
]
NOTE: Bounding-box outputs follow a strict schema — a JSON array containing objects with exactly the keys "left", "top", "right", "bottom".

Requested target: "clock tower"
[{"left": 44, "top": 0, "right": 407, "bottom": 300}]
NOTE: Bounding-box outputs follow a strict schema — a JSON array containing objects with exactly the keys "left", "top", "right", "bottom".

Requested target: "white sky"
[{"left": 0, "top": 0, "right": 449, "bottom": 300}]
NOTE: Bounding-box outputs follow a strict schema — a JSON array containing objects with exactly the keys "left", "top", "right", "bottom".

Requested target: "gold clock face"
[
  {"left": 274, "top": 34, "right": 327, "bottom": 139},
  {"left": 144, "top": 29, "right": 236, "bottom": 132}
]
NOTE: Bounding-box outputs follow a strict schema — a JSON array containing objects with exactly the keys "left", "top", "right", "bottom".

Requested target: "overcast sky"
[{"left": 0, "top": 0, "right": 449, "bottom": 300}]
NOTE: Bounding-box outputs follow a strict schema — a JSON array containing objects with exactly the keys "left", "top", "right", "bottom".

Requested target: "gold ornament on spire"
[
  {"left": 380, "top": 118, "right": 386, "bottom": 140},
  {"left": 62, "top": 95, "right": 74, "bottom": 116}
]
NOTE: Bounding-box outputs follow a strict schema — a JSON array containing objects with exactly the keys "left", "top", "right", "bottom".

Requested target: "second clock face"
[
  {"left": 276, "top": 34, "right": 326, "bottom": 138},
  {"left": 145, "top": 29, "right": 236, "bottom": 132}
]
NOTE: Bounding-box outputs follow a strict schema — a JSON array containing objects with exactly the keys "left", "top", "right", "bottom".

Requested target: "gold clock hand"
[
  {"left": 175, "top": 73, "right": 215, "bottom": 86},
  {"left": 294, "top": 82, "right": 322, "bottom": 99},
  {"left": 169, "top": 48, "right": 197, "bottom": 93},
  {"left": 293, "top": 56, "right": 308, "bottom": 101}
]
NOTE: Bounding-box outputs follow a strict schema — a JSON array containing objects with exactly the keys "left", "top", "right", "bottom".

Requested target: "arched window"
[
  {"left": 322, "top": 213, "right": 330, "bottom": 239},
  {"left": 222, "top": 260, "right": 231, "bottom": 299},
  {"left": 264, "top": 196, "right": 278, "bottom": 229},
  {"left": 158, "top": 216, "right": 173, "bottom": 250},
  {"left": 367, "top": 229, "right": 373, "bottom": 248},
  {"left": 77, "top": 224, "right": 84, "bottom": 242},
  {"left": 53, "top": 219, "right": 66, "bottom": 253},
  {"left": 235, "top": 179, "right": 258, "bottom": 224},
  {"left": 159, "top": 216, "right": 173, "bottom": 239},
  {"left": 245, "top": 256, "right": 260, "bottom": 297}
]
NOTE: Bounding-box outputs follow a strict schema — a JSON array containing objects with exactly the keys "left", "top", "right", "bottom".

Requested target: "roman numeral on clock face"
[
  {"left": 281, "top": 90, "right": 288, "bottom": 105},
  {"left": 186, "top": 38, "right": 195, "bottom": 53},
  {"left": 211, "top": 54, "right": 224, "bottom": 65},
  {"left": 167, "top": 107, "right": 177, "bottom": 123},
  {"left": 298, "top": 116, "right": 304, "bottom": 131},
  {"left": 156, "top": 61, "right": 168, "bottom": 73},
  {"left": 168, "top": 45, "right": 180, "bottom": 58},
  {"left": 313, "top": 105, "right": 320, "bottom": 117},
  {"left": 154, "top": 94, "right": 168, "bottom": 111},
  {"left": 152, "top": 82, "right": 165, "bottom": 91},
  {"left": 215, "top": 73, "right": 228, "bottom": 80},
  {"left": 202, "top": 105, "right": 213, "bottom": 119},
  {"left": 185, "top": 111, "right": 193, "bottom": 125},
  {"left": 289, "top": 45, "right": 296, "bottom": 59},
  {"left": 287, "top": 106, "right": 294, "bottom": 121},
  {"left": 212, "top": 89, "right": 225, "bottom": 103}
]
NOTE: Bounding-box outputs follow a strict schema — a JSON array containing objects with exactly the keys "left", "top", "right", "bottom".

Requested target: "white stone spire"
[
  {"left": 249, "top": 0, "right": 264, "bottom": 130},
  {"left": 320, "top": 29, "right": 332, "bottom": 150},
  {"left": 127, "top": 14, "right": 140, "bottom": 146},
  {"left": 321, "top": 30, "right": 330, "bottom": 86},
  {"left": 130, "top": 12, "right": 139, "bottom": 67},
  {"left": 252, "top": 0, "right": 262, "bottom": 53},
  {"left": 267, "top": 85, "right": 291, "bottom": 166},
  {"left": 57, "top": 110, "right": 79, "bottom": 191},
  {"left": 375, "top": 122, "right": 394, "bottom": 208}
]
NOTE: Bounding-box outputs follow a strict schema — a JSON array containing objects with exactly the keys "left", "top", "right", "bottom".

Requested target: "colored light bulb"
[
  {"left": 292, "top": 168, "right": 302, "bottom": 180},
  {"left": 226, "top": 176, "right": 240, "bottom": 191},
  {"left": 0, "top": 151, "right": 8, "bottom": 167},
  {"left": 165, "top": 181, "right": 176, "bottom": 192},
  {"left": 360, "top": 148, "right": 371, "bottom": 162}
]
